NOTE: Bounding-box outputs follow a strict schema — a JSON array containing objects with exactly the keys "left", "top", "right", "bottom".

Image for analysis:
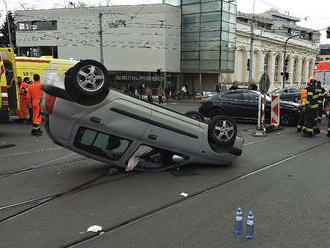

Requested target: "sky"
[{"left": 1, "top": 0, "right": 329, "bottom": 43}]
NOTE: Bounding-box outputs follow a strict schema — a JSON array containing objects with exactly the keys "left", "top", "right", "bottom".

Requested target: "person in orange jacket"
[
  {"left": 17, "top": 76, "right": 30, "bottom": 122},
  {"left": 26, "top": 74, "right": 43, "bottom": 136}
]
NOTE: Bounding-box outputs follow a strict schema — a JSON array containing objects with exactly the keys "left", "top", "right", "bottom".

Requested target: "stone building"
[{"left": 224, "top": 9, "right": 320, "bottom": 91}]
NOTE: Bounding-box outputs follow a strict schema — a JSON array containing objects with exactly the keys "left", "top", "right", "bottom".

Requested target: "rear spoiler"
[{"left": 41, "top": 84, "right": 75, "bottom": 102}]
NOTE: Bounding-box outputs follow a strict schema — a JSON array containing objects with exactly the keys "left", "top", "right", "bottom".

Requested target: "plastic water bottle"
[
  {"left": 234, "top": 208, "right": 243, "bottom": 234},
  {"left": 246, "top": 211, "right": 254, "bottom": 239}
]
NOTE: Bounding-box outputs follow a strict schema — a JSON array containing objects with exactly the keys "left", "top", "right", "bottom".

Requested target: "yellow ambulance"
[{"left": 0, "top": 47, "right": 77, "bottom": 122}]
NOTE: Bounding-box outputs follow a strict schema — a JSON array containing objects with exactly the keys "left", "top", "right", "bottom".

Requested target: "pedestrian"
[
  {"left": 26, "top": 74, "right": 43, "bottom": 136},
  {"left": 229, "top": 81, "right": 239, "bottom": 90},
  {"left": 16, "top": 76, "right": 29, "bottom": 122},
  {"left": 297, "top": 82, "right": 307, "bottom": 132},
  {"left": 138, "top": 84, "right": 144, "bottom": 99},
  {"left": 157, "top": 85, "right": 165, "bottom": 104},
  {"left": 302, "top": 79, "right": 318, "bottom": 137},
  {"left": 146, "top": 86, "right": 153, "bottom": 102},
  {"left": 216, "top": 83, "right": 221, "bottom": 93},
  {"left": 316, "top": 80, "right": 325, "bottom": 124}
]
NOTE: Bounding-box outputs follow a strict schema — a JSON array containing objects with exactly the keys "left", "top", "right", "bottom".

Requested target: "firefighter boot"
[
  {"left": 36, "top": 128, "right": 43, "bottom": 136},
  {"left": 31, "top": 129, "right": 37, "bottom": 136}
]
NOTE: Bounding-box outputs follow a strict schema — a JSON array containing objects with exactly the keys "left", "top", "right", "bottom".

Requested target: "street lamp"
[{"left": 1, "top": 0, "right": 13, "bottom": 48}]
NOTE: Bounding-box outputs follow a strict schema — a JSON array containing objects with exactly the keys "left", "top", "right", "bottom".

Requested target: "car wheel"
[
  {"left": 280, "top": 111, "right": 293, "bottom": 126},
  {"left": 65, "top": 60, "right": 110, "bottom": 98},
  {"left": 210, "top": 108, "right": 224, "bottom": 119},
  {"left": 208, "top": 115, "right": 237, "bottom": 146},
  {"left": 185, "top": 111, "right": 205, "bottom": 122}
]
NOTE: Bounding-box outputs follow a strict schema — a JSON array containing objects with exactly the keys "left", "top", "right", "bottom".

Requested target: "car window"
[
  {"left": 74, "top": 127, "right": 131, "bottom": 161},
  {"left": 224, "top": 92, "right": 244, "bottom": 100},
  {"left": 243, "top": 92, "right": 258, "bottom": 101}
]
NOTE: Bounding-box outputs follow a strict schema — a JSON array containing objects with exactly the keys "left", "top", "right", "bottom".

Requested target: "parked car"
[
  {"left": 198, "top": 89, "right": 300, "bottom": 126},
  {"left": 273, "top": 88, "right": 300, "bottom": 103},
  {"left": 41, "top": 60, "right": 243, "bottom": 172}
]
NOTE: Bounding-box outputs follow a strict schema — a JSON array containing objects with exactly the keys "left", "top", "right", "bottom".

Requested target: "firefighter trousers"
[
  {"left": 297, "top": 108, "right": 305, "bottom": 132},
  {"left": 303, "top": 109, "right": 316, "bottom": 136}
]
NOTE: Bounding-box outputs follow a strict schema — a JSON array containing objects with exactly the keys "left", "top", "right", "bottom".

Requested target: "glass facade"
[{"left": 181, "top": 0, "right": 237, "bottom": 73}]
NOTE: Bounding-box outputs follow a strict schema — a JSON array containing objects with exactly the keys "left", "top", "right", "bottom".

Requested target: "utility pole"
[
  {"left": 249, "top": 21, "right": 254, "bottom": 84},
  {"left": 98, "top": 13, "right": 104, "bottom": 64},
  {"left": 248, "top": 0, "right": 256, "bottom": 84},
  {"left": 282, "top": 34, "right": 300, "bottom": 88}
]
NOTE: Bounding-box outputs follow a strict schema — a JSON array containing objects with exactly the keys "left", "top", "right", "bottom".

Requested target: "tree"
[{"left": 0, "top": 12, "right": 16, "bottom": 47}]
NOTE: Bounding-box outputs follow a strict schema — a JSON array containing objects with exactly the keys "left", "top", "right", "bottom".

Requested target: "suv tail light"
[
  {"left": 45, "top": 93, "right": 56, "bottom": 115},
  {"left": 1, "top": 86, "right": 8, "bottom": 108}
]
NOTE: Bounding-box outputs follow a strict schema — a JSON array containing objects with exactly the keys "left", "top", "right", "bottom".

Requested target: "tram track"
[
  {"left": 62, "top": 140, "right": 330, "bottom": 248},
  {"left": 0, "top": 171, "right": 133, "bottom": 224}
]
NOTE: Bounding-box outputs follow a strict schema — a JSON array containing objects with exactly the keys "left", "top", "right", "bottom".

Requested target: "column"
[
  {"left": 296, "top": 56, "right": 302, "bottom": 88},
  {"left": 268, "top": 53, "right": 276, "bottom": 89}
]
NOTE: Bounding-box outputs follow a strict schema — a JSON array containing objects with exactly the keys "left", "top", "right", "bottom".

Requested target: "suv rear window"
[{"left": 74, "top": 127, "right": 131, "bottom": 161}]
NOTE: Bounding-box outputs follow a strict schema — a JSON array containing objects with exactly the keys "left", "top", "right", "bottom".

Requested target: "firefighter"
[
  {"left": 26, "top": 74, "right": 43, "bottom": 136},
  {"left": 316, "top": 80, "right": 325, "bottom": 124},
  {"left": 17, "top": 76, "right": 29, "bottom": 122},
  {"left": 325, "top": 91, "right": 330, "bottom": 137},
  {"left": 302, "top": 79, "right": 318, "bottom": 137},
  {"left": 297, "top": 83, "right": 308, "bottom": 132}
]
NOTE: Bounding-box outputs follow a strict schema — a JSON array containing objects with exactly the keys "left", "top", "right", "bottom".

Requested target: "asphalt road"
[{"left": 0, "top": 102, "right": 330, "bottom": 248}]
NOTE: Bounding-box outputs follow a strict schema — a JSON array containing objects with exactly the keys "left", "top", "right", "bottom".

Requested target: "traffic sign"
[{"left": 259, "top": 73, "right": 270, "bottom": 94}]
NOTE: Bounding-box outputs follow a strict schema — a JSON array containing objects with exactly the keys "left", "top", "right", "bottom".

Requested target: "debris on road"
[
  {"left": 180, "top": 192, "right": 188, "bottom": 197},
  {"left": 87, "top": 225, "right": 103, "bottom": 233}
]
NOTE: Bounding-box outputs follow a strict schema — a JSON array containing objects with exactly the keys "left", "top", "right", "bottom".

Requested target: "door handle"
[
  {"left": 90, "top": 117, "right": 103, "bottom": 124},
  {"left": 148, "top": 134, "right": 159, "bottom": 140}
]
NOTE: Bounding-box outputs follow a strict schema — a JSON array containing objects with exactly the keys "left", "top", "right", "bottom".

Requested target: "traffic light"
[
  {"left": 247, "top": 58, "right": 250, "bottom": 71},
  {"left": 284, "top": 58, "right": 289, "bottom": 72},
  {"left": 285, "top": 72, "right": 289, "bottom": 81}
]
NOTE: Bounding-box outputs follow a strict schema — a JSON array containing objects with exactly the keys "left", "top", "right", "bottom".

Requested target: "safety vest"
[
  {"left": 301, "top": 88, "right": 307, "bottom": 106},
  {"left": 26, "top": 81, "right": 43, "bottom": 105}
]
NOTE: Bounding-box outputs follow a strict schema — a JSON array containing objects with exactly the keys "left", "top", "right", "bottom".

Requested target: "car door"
[
  {"left": 220, "top": 91, "right": 245, "bottom": 118},
  {"left": 142, "top": 108, "right": 203, "bottom": 156},
  {"left": 242, "top": 91, "right": 259, "bottom": 119}
]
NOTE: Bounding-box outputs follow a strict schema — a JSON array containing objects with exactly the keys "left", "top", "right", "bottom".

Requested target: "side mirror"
[{"left": 172, "top": 155, "right": 184, "bottom": 164}]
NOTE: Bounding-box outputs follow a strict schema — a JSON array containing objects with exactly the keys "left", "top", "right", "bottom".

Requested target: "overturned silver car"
[{"left": 41, "top": 60, "right": 243, "bottom": 171}]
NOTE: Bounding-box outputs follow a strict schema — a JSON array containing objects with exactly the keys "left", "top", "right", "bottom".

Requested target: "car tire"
[
  {"left": 210, "top": 108, "right": 224, "bottom": 119},
  {"left": 65, "top": 60, "right": 110, "bottom": 98},
  {"left": 185, "top": 111, "right": 205, "bottom": 122},
  {"left": 208, "top": 115, "right": 237, "bottom": 147},
  {"left": 280, "top": 111, "right": 294, "bottom": 126}
]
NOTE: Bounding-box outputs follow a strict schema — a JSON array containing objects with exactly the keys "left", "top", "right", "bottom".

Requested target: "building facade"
[
  {"left": 226, "top": 10, "right": 319, "bottom": 91},
  {"left": 15, "top": 4, "right": 181, "bottom": 91},
  {"left": 15, "top": 4, "right": 319, "bottom": 93},
  {"left": 316, "top": 44, "right": 330, "bottom": 62},
  {"left": 14, "top": 1, "right": 237, "bottom": 94}
]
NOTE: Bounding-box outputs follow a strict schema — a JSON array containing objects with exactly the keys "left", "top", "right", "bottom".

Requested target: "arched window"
[
  {"left": 274, "top": 55, "right": 280, "bottom": 82},
  {"left": 264, "top": 54, "right": 269, "bottom": 74},
  {"left": 301, "top": 59, "right": 305, "bottom": 83},
  {"left": 308, "top": 60, "right": 313, "bottom": 78},
  {"left": 293, "top": 57, "right": 298, "bottom": 82}
]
